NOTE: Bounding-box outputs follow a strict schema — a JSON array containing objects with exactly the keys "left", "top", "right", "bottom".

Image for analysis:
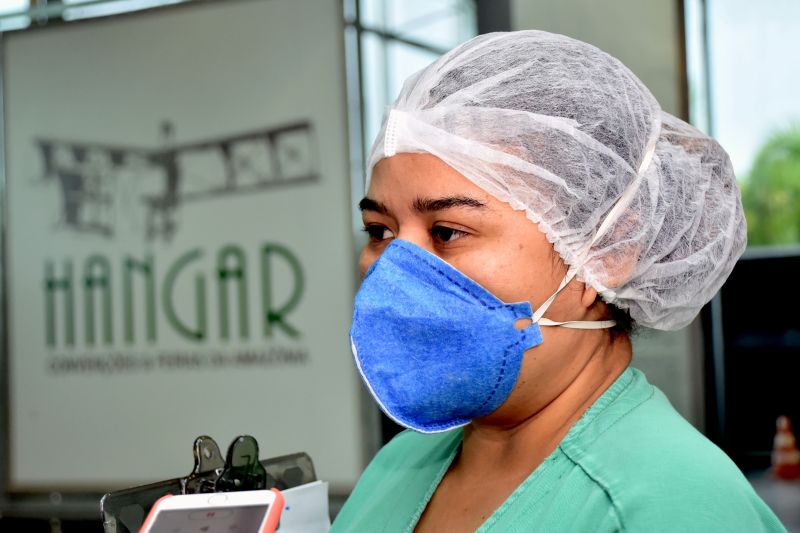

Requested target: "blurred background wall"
[
  {"left": 511, "top": 0, "right": 686, "bottom": 116},
  {"left": 0, "top": 0, "right": 798, "bottom": 530}
]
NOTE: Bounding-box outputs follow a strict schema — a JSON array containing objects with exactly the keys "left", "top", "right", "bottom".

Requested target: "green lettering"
[
  {"left": 84, "top": 255, "right": 113, "bottom": 345},
  {"left": 123, "top": 255, "right": 156, "bottom": 343},
  {"left": 45, "top": 260, "right": 75, "bottom": 347},
  {"left": 217, "top": 245, "right": 249, "bottom": 340},
  {"left": 261, "top": 243, "right": 303, "bottom": 338},
  {"left": 162, "top": 248, "right": 206, "bottom": 342}
]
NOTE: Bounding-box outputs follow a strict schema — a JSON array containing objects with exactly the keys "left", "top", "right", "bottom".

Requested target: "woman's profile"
[{"left": 333, "top": 30, "right": 786, "bottom": 532}]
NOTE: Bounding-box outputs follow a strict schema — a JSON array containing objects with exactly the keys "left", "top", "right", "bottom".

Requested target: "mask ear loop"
[
  {"left": 531, "top": 140, "right": 657, "bottom": 330},
  {"left": 531, "top": 267, "right": 615, "bottom": 329}
]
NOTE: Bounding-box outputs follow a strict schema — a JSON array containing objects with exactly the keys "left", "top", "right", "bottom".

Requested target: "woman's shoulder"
[
  {"left": 373, "top": 428, "right": 461, "bottom": 467},
  {"left": 561, "top": 367, "right": 785, "bottom": 532},
  {"left": 331, "top": 429, "right": 461, "bottom": 532}
]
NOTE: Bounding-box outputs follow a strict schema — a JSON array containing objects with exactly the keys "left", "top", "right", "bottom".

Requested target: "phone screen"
[{"left": 147, "top": 503, "right": 269, "bottom": 532}]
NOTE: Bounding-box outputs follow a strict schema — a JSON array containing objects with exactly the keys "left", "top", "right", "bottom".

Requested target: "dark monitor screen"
[{"left": 714, "top": 248, "right": 800, "bottom": 470}]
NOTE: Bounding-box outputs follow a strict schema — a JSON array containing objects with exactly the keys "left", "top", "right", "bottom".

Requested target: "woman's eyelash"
[
  {"left": 361, "top": 224, "right": 467, "bottom": 243},
  {"left": 432, "top": 226, "right": 467, "bottom": 243},
  {"left": 362, "top": 225, "right": 393, "bottom": 240}
]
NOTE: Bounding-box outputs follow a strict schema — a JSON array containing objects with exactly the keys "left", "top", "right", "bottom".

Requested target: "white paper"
[{"left": 277, "top": 480, "right": 331, "bottom": 533}]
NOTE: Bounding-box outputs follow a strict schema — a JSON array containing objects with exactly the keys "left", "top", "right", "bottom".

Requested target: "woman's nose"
[
  {"left": 395, "top": 227, "right": 436, "bottom": 255},
  {"left": 358, "top": 225, "right": 437, "bottom": 278}
]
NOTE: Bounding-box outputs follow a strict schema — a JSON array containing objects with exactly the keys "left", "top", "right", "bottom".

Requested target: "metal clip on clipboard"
[{"left": 100, "top": 435, "right": 317, "bottom": 533}]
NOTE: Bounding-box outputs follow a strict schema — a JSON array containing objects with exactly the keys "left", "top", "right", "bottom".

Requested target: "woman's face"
[
  {"left": 359, "top": 153, "right": 603, "bottom": 425},
  {"left": 359, "top": 152, "right": 563, "bottom": 308}
]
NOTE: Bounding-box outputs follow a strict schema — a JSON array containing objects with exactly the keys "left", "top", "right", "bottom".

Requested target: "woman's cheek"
[
  {"left": 471, "top": 254, "right": 525, "bottom": 300},
  {"left": 358, "top": 248, "right": 376, "bottom": 278}
]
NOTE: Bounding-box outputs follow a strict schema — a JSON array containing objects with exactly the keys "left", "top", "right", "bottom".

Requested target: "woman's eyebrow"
[
  {"left": 359, "top": 197, "right": 389, "bottom": 214},
  {"left": 358, "top": 195, "right": 487, "bottom": 215},
  {"left": 412, "top": 195, "right": 487, "bottom": 213}
]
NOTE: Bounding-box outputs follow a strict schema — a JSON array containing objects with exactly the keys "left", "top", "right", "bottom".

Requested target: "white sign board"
[{"left": 4, "top": 0, "right": 362, "bottom": 491}]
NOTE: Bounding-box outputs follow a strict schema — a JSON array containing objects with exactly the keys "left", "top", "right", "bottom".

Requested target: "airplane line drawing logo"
[{"left": 36, "top": 120, "right": 319, "bottom": 241}]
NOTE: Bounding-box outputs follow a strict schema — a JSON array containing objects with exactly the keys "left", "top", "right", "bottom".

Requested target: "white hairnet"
[{"left": 366, "top": 30, "right": 746, "bottom": 331}]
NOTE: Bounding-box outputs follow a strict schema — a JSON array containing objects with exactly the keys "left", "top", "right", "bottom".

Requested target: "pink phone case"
[{"left": 139, "top": 488, "right": 284, "bottom": 533}]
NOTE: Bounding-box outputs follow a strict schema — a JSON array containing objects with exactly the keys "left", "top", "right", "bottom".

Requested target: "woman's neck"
[
  {"left": 456, "top": 334, "right": 632, "bottom": 480},
  {"left": 411, "top": 334, "right": 632, "bottom": 533}
]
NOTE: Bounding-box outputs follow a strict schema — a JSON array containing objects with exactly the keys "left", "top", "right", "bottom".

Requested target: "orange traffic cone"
[{"left": 771, "top": 415, "right": 800, "bottom": 480}]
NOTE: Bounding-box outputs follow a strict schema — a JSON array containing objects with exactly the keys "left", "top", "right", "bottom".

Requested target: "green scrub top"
[{"left": 332, "top": 367, "right": 786, "bottom": 532}]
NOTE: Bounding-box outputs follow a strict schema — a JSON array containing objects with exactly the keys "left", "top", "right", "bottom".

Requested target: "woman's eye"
[
  {"left": 432, "top": 225, "right": 467, "bottom": 243},
  {"left": 363, "top": 225, "right": 395, "bottom": 241}
]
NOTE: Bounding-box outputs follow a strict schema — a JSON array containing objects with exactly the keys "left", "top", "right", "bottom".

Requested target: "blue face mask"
[{"left": 349, "top": 239, "right": 544, "bottom": 433}]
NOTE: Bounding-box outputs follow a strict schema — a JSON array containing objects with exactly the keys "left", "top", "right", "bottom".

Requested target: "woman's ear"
[{"left": 580, "top": 284, "right": 598, "bottom": 309}]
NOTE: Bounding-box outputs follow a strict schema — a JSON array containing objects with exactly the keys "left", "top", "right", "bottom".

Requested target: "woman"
[{"left": 333, "top": 31, "right": 785, "bottom": 532}]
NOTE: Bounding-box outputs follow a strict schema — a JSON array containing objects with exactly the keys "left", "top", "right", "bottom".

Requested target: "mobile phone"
[{"left": 139, "top": 488, "right": 284, "bottom": 533}]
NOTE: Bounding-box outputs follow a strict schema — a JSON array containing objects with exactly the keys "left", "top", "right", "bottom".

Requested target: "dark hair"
[{"left": 608, "top": 303, "right": 637, "bottom": 340}]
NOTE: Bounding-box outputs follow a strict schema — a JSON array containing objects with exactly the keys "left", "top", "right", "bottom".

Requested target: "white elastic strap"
[
  {"left": 585, "top": 141, "right": 656, "bottom": 252},
  {"left": 588, "top": 164, "right": 646, "bottom": 252},
  {"left": 531, "top": 141, "right": 656, "bottom": 329},
  {"left": 638, "top": 140, "right": 657, "bottom": 175},
  {"left": 531, "top": 267, "right": 578, "bottom": 323},
  {"left": 538, "top": 317, "right": 617, "bottom": 329}
]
